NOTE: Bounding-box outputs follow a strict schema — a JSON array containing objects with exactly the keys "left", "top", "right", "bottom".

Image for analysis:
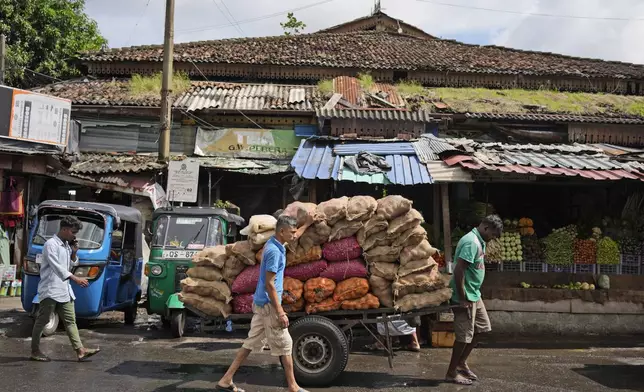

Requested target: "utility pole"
[
  {"left": 0, "top": 34, "right": 6, "bottom": 85},
  {"left": 159, "top": 0, "right": 175, "bottom": 162}
]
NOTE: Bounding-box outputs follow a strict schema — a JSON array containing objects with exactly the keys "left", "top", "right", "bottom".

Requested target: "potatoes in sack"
[
  {"left": 231, "top": 265, "right": 261, "bottom": 294},
  {"left": 306, "top": 297, "right": 342, "bottom": 314},
  {"left": 304, "top": 277, "right": 336, "bottom": 303},
  {"left": 369, "top": 262, "right": 398, "bottom": 280},
  {"left": 394, "top": 288, "right": 452, "bottom": 313},
  {"left": 322, "top": 237, "right": 362, "bottom": 262},
  {"left": 393, "top": 226, "right": 428, "bottom": 248},
  {"left": 187, "top": 266, "right": 224, "bottom": 282},
  {"left": 286, "top": 245, "right": 322, "bottom": 267},
  {"left": 283, "top": 297, "right": 305, "bottom": 313},
  {"left": 181, "top": 277, "right": 232, "bottom": 303},
  {"left": 333, "top": 277, "right": 370, "bottom": 302},
  {"left": 341, "top": 293, "right": 380, "bottom": 310},
  {"left": 228, "top": 240, "right": 256, "bottom": 266},
  {"left": 361, "top": 231, "right": 394, "bottom": 252},
  {"left": 398, "top": 257, "right": 436, "bottom": 278},
  {"left": 232, "top": 293, "right": 254, "bottom": 314},
  {"left": 283, "top": 202, "right": 322, "bottom": 227},
  {"left": 179, "top": 292, "right": 232, "bottom": 318},
  {"left": 392, "top": 268, "right": 445, "bottom": 298},
  {"left": 223, "top": 256, "right": 246, "bottom": 286},
  {"left": 240, "top": 215, "right": 277, "bottom": 236},
  {"left": 369, "top": 275, "right": 394, "bottom": 308},
  {"left": 328, "top": 219, "right": 363, "bottom": 242},
  {"left": 317, "top": 197, "right": 349, "bottom": 226},
  {"left": 400, "top": 240, "right": 438, "bottom": 266},
  {"left": 346, "top": 196, "right": 378, "bottom": 222},
  {"left": 249, "top": 230, "right": 275, "bottom": 251},
  {"left": 299, "top": 222, "right": 331, "bottom": 251},
  {"left": 364, "top": 245, "right": 402, "bottom": 263},
  {"left": 357, "top": 216, "right": 388, "bottom": 247},
  {"left": 377, "top": 195, "right": 412, "bottom": 221},
  {"left": 192, "top": 246, "right": 227, "bottom": 269},
  {"left": 388, "top": 209, "right": 424, "bottom": 237},
  {"left": 283, "top": 277, "right": 304, "bottom": 304}
]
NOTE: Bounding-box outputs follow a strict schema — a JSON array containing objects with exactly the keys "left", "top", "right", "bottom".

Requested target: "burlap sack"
[
  {"left": 317, "top": 197, "right": 349, "bottom": 226},
  {"left": 223, "top": 256, "right": 246, "bottom": 287},
  {"left": 329, "top": 219, "right": 363, "bottom": 242},
  {"left": 283, "top": 202, "right": 322, "bottom": 227},
  {"left": 179, "top": 292, "right": 232, "bottom": 318},
  {"left": 392, "top": 268, "right": 445, "bottom": 298},
  {"left": 346, "top": 196, "right": 378, "bottom": 222},
  {"left": 228, "top": 240, "right": 256, "bottom": 266},
  {"left": 357, "top": 217, "right": 388, "bottom": 247},
  {"left": 286, "top": 245, "right": 323, "bottom": 267},
  {"left": 397, "top": 257, "right": 436, "bottom": 278},
  {"left": 400, "top": 240, "right": 438, "bottom": 266},
  {"left": 364, "top": 245, "right": 402, "bottom": 263},
  {"left": 360, "top": 231, "right": 394, "bottom": 252},
  {"left": 388, "top": 209, "right": 424, "bottom": 237},
  {"left": 393, "top": 226, "right": 428, "bottom": 248},
  {"left": 240, "top": 215, "right": 276, "bottom": 236},
  {"left": 299, "top": 222, "right": 331, "bottom": 251},
  {"left": 394, "top": 288, "right": 452, "bottom": 313},
  {"left": 369, "top": 262, "right": 398, "bottom": 280},
  {"left": 249, "top": 230, "right": 275, "bottom": 251},
  {"left": 180, "top": 277, "right": 232, "bottom": 303},
  {"left": 377, "top": 195, "right": 413, "bottom": 221},
  {"left": 369, "top": 275, "right": 394, "bottom": 308},
  {"left": 192, "top": 246, "right": 227, "bottom": 269},
  {"left": 187, "top": 266, "right": 224, "bottom": 282}
]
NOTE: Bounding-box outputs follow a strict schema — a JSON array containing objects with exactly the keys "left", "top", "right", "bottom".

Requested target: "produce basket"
[
  {"left": 574, "top": 264, "right": 596, "bottom": 274},
  {"left": 620, "top": 254, "right": 641, "bottom": 275},
  {"left": 598, "top": 264, "right": 619, "bottom": 275},
  {"left": 500, "top": 261, "right": 521, "bottom": 272},
  {"left": 523, "top": 262, "right": 546, "bottom": 273},
  {"left": 547, "top": 264, "right": 573, "bottom": 273},
  {"left": 573, "top": 239, "right": 596, "bottom": 265}
]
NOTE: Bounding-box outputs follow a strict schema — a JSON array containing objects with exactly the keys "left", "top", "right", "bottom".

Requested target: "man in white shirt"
[{"left": 30, "top": 215, "right": 100, "bottom": 362}]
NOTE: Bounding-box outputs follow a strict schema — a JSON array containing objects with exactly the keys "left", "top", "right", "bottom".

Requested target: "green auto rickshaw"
[{"left": 145, "top": 206, "right": 244, "bottom": 337}]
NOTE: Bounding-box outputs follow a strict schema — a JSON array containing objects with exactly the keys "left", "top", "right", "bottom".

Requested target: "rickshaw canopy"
[{"left": 152, "top": 206, "right": 244, "bottom": 226}]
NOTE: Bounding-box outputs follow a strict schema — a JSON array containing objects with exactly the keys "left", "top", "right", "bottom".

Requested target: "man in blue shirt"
[{"left": 217, "top": 215, "right": 308, "bottom": 392}]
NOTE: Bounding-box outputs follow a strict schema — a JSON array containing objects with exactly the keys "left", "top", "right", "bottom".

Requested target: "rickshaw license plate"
[{"left": 162, "top": 250, "right": 198, "bottom": 259}]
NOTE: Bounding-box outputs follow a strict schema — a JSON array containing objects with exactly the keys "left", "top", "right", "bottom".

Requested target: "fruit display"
[
  {"left": 500, "top": 232, "right": 522, "bottom": 262},
  {"left": 520, "top": 281, "right": 596, "bottom": 290},
  {"left": 503, "top": 219, "right": 520, "bottom": 232},
  {"left": 543, "top": 225, "right": 576, "bottom": 265},
  {"left": 518, "top": 217, "right": 535, "bottom": 236},
  {"left": 596, "top": 237, "right": 620, "bottom": 265},
  {"left": 521, "top": 235, "right": 544, "bottom": 263},
  {"left": 574, "top": 239, "right": 596, "bottom": 265},
  {"left": 620, "top": 237, "right": 640, "bottom": 255},
  {"left": 485, "top": 238, "right": 503, "bottom": 263}
]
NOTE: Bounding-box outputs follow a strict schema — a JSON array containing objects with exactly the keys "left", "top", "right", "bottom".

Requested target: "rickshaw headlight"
[
  {"left": 74, "top": 266, "right": 101, "bottom": 280},
  {"left": 24, "top": 259, "right": 40, "bottom": 274},
  {"left": 150, "top": 265, "right": 163, "bottom": 276}
]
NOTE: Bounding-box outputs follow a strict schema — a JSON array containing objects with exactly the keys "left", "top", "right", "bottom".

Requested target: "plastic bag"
[
  {"left": 180, "top": 277, "right": 232, "bottom": 303},
  {"left": 187, "top": 266, "right": 224, "bottom": 282},
  {"left": 240, "top": 215, "right": 277, "bottom": 236},
  {"left": 287, "top": 245, "right": 323, "bottom": 267},
  {"left": 333, "top": 277, "right": 370, "bottom": 302},
  {"left": 306, "top": 297, "right": 342, "bottom": 314},
  {"left": 322, "top": 237, "right": 362, "bottom": 262},
  {"left": 192, "top": 246, "right": 228, "bottom": 269},
  {"left": 303, "top": 277, "right": 336, "bottom": 303},
  {"left": 320, "top": 259, "right": 368, "bottom": 282},
  {"left": 283, "top": 277, "right": 304, "bottom": 304},
  {"left": 317, "top": 197, "right": 349, "bottom": 226},
  {"left": 377, "top": 195, "right": 413, "bottom": 221},
  {"left": 394, "top": 288, "right": 452, "bottom": 313},
  {"left": 364, "top": 245, "right": 402, "bottom": 263},
  {"left": 398, "top": 257, "right": 436, "bottom": 278},
  {"left": 232, "top": 293, "right": 254, "bottom": 314},
  {"left": 369, "top": 275, "right": 394, "bottom": 308},
  {"left": 285, "top": 259, "right": 328, "bottom": 281},
  {"left": 400, "top": 240, "right": 437, "bottom": 266},
  {"left": 341, "top": 293, "right": 380, "bottom": 310},
  {"left": 329, "top": 219, "right": 363, "bottom": 242},
  {"left": 231, "top": 265, "right": 261, "bottom": 294},
  {"left": 369, "top": 262, "right": 398, "bottom": 280},
  {"left": 388, "top": 209, "right": 424, "bottom": 237},
  {"left": 346, "top": 196, "right": 378, "bottom": 222}
]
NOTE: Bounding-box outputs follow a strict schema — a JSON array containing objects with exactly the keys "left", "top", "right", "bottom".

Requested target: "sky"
[{"left": 84, "top": 0, "right": 644, "bottom": 64}]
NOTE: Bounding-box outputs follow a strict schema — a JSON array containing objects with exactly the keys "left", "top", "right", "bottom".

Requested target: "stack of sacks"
[
  {"left": 178, "top": 245, "right": 233, "bottom": 317},
  {"left": 240, "top": 215, "right": 277, "bottom": 251}
]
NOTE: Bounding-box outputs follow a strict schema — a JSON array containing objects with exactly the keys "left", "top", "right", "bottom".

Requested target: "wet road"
[{"left": 1, "top": 305, "right": 643, "bottom": 392}]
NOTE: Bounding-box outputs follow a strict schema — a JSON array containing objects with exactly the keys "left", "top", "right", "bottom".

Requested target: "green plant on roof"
[
  {"left": 129, "top": 72, "right": 191, "bottom": 97},
  {"left": 358, "top": 73, "right": 375, "bottom": 92},
  {"left": 396, "top": 80, "right": 426, "bottom": 96},
  {"left": 317, "top": 79, "right": 334, "bottom": 96}
]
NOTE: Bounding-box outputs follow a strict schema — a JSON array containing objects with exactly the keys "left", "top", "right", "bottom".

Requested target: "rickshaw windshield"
[
  {"left": 32, "top": 213, "right": 105, "bottom": 249},
  {"left": 152, "top": 216, "right": 218, "bottom": 250}
]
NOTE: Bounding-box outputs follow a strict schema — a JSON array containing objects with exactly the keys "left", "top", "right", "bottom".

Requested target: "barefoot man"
[
  {"left": 446, "top": 215, "right": 503, "bottom": 385},
  {"left": 216, "top": 215, "right": 308, "bottom": 392}
]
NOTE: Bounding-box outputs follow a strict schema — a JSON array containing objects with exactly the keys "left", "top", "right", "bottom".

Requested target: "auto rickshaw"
[
  {"left": 145, "top": 206, "right": 244, "bottom": 337},
  {"left": 21, "top": 201, "right": 143, "bottom": 336}
]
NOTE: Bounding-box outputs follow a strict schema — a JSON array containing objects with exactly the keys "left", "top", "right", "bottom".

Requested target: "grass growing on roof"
[
  {"left": 358, "top": 72, "right": 375, "bottom": 91},
  {"left": 130, "top": 72, "right": 191, "bottom": 96},
  {"left": 317, "top": 79, "right": 334, "bottom": 95},
  {"left": 396, "top": 80, "right": 425, "bottom": 96}
]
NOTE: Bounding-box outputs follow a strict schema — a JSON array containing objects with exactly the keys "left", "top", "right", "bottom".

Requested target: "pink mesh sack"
[
  {"left": 284, "top": 259, "right": 328, "bottom": 281},
  {"left": 231, "top": 265, "right": 261, "bottom": 294},
  {"left": 322, "top": 237, "right": 362, "bottom": 262},
  {"left": 319, "top": 259, "right": 368, "bottom": 282}
]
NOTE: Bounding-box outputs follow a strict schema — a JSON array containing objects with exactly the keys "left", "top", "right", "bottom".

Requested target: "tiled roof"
[
  {"left": 69, "top": 153, "right": 167, "bottom": 174},
  {"left": 82, "top": 31, "right": 644, "bottom": 79},
  {"left": 35, "top": 80, "right": 322, "bottom": 112},
  {"left": 464, "top": 112, "right": 644, "bottom": 125}
]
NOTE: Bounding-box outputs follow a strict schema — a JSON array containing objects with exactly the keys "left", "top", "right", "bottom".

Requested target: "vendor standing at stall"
[{"left": 445, "top": 215, "right": 503, "bottom": 386}]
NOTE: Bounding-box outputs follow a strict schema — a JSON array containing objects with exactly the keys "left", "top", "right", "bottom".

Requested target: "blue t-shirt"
[{"left": 253, "top": 236, "right": 286, "bottom": 307}]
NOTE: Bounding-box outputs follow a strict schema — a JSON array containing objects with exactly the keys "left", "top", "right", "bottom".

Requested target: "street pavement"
[{"left": 1, "top": 297, "right": 643, "bottom": 392}]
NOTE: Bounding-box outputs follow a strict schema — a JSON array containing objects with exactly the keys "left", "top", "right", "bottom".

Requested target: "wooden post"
[
  {"left": 441, "top": 183, "right": 453, "bottom": 273},
  {"left": 432, "top": 185, "right": 440, "bottom": 245},
  {"left": 308, "top": 180, "right": 317, "bottom": 204}
]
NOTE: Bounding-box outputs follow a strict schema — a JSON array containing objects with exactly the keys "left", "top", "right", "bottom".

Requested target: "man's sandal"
[
  {"left": 446, "top": 374, "right": 474, "bottom": 385},
  {"left": 78, "top": 348, "right": 101, "bottom": 362},
  {"left": 458, "top": 367, "right": 479, "bottom": 381},
  {"left": 30, "top": 354, "right": 51, "bottom": 362},
  {"left": 216, "top": 383, "right": 245, "bottom": 392}
]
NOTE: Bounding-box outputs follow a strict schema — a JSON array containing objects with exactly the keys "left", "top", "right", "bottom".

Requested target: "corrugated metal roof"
[
  {"left": 334, "top": 142, "right": 416, "bottom": 155},
  {"left": 291, "top": 140, "right": 432, "bottom": 185},
  {"left": 425, "top": 160, "right": 473, "bottom": 183},
  {"left": 196, "top": 157, "right": 290, "bottom": 175},
  {"left": 316, "top": 108, "right": 437, "bottom": 122},
  {"left": 69, "top": 153, "right": 167, "bottom": 174},
  {"left": 412, "top": 134, "right": 462, "bottom": 163},
  {"left": 465, "top": 112, "right": 644, "bottom": 125},
  {"left": 333, "top": 76, "right": 404, "bottom": 107}
]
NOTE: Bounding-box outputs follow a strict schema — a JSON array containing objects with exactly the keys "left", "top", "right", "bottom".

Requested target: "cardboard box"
[{"left": 432, "top": 331, "right": 455, "bottom": 348}]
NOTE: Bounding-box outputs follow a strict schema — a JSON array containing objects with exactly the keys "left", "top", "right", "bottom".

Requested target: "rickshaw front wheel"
[
  {"left": 170, "top": 310, "right": 185, "bottom": 338},
  {"left": 33, "top": 305, "right": 59, "bottom": 337}
]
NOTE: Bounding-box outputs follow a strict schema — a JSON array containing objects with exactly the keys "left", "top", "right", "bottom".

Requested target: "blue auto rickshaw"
[{"left": 21, "top": 201, "right": 143, "bottom": 336}]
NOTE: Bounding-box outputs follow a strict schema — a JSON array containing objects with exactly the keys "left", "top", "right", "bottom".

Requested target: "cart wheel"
[
  {"left": 33, "top": 305, "right": 59, "bottom": 337},
  {"left": 124, "top": 303, "right": 137, "bottom": 325},
  {"left": 344, "top": 327, "right": 354, "bottom": 352},
  {"left": 170, "top": 310, "right": 185, "bottom": 338},
  {"left": 289, "top": 315, "right": 349, "bottom": 387}
]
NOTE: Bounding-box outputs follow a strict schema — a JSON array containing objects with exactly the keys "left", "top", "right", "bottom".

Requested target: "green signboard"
[{"left": 194, "top": 128, "right": 303, "bottom": 159}]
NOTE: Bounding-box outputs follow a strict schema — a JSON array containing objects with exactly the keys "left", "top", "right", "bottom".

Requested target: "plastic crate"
[
  {"left": 574, "top": 264, "right": 596, "bottom": 274},
  {"left": 524, "top": 262, "right": 546, "bottom": 273},
  {"left": 485, "top": 263, "right": 501, "bottom": 272},
  {"left": 547, "top": 265, "right": 573, "bottom": 273},
  {"left": 501, "top": 261, "right": 522, "bottom": 272},
  {"left": 621, "top": 254, "right": 641, "bottom": 266},
  {"left": 598, "top": 264, "right": 620, "bottom": 275},
  {"left": 620, "top": 254, "right": 641, "bottom": 275},
  {"left": 620, "top": 264, "right": 640, "bottom": 275}
]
